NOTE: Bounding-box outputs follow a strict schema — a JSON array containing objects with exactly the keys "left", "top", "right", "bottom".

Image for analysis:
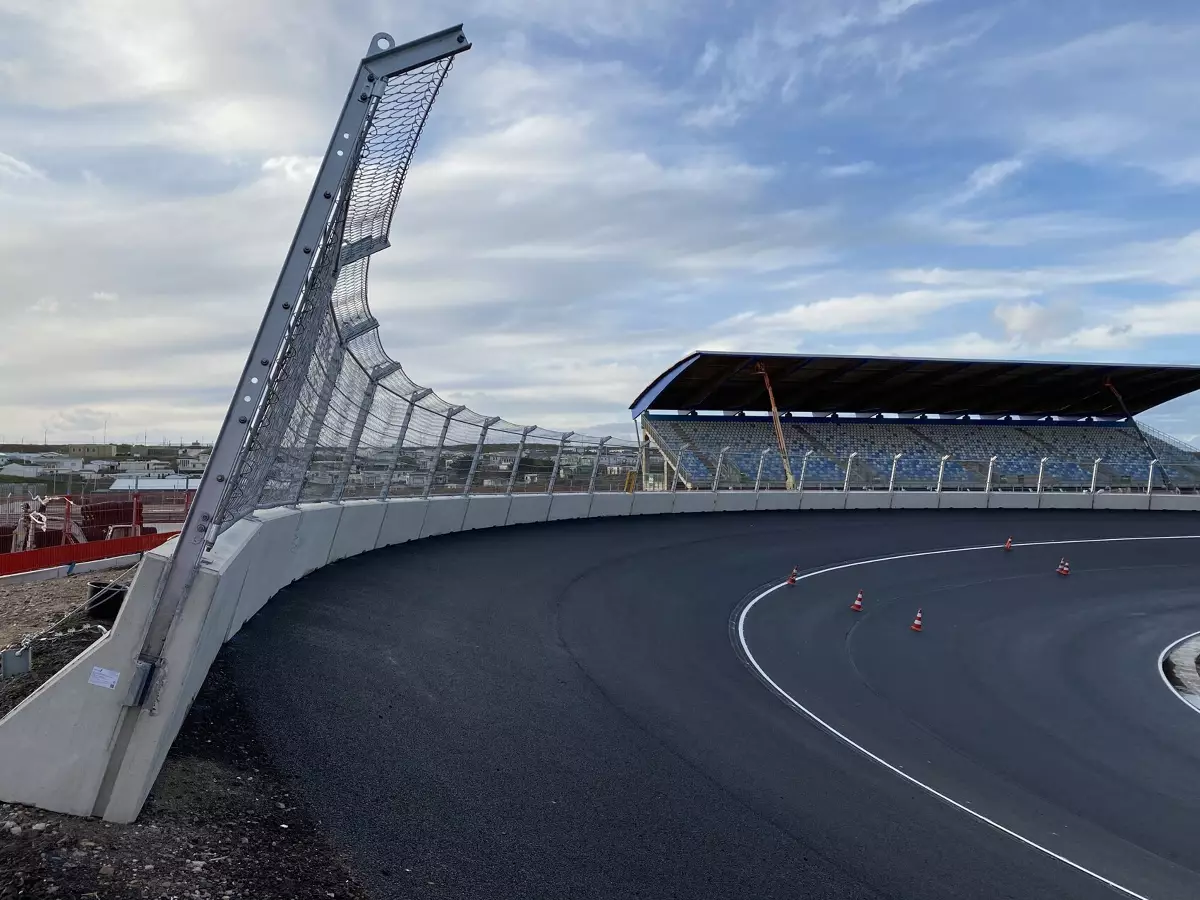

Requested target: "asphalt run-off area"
[{"left": 224, "top": 510, "right": 1200, "bottom": 900}]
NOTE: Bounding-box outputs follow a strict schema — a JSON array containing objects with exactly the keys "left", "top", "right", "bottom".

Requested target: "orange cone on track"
[
  {"left": 851, "top": 590, "right": 863, "bottom": 612},
  {"left": 1057, "top": 558, "right": 1070, "bottom": 576},
  {"left": 787, "top": 567, "right": 798, "bottom": 585},
  {"left": 910, "top": 609, "right": 923, "bottom": 632},
  {"left": 1004, "top": 537, "right": 1013, "bottom": 552}
]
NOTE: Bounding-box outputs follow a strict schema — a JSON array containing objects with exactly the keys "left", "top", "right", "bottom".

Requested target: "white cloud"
[
  {"left": 3, "top": 2, "right": 1200, "bottom": 443},
  {"left": 0, "top": 150, "right": 42, "bottom": 180},
  {"left": 952, "top": 158, "right": 1023, "bottom": 204},
  {"left": 822, "top": 161, "right": 877, "bottom": 177}
]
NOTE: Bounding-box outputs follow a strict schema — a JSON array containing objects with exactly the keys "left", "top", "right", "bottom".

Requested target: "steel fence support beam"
[
  {"left": 754, "top": 448, "right": 769, "bottom": 493},
  {"left": 587, "top": 437, "right": 612, "bottom": 495},
  {"left": 712, "top": 446, "right": 730, "bottom": 493},
  {"left": 506, "top": 426, "right": 537, "bottom": 495},
  {"left": 672, "top": 444, "right": 689, "bottom": 493},
  {"left": 379, "top": 388, "right": 431, "bottom": 499},
  {"left": 547, "top": 432, "right": 574, "bottom": 494},
  {"left": 293, "top": 342, "right": 346, "bottom": 504},
  {"left": 91, "top": 26, "right": 473, "bottom": 819},
  {"left": 332, "top": 381, "right": 378, "bottom": 501},
  {"left": 799, "top": 450, "right": 813, "bottom": 492},
  {"left": 985, "top": 455, "right": 996, "bottom": 509},
  {"left": 464, "top": 417, "right": 500, "bottom": 495},
  {"left": 423, "top": 406, "right": 465, "bottom": 499}
]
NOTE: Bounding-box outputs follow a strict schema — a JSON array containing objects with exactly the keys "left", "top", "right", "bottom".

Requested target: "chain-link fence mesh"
[{"left": 212, "top": 54, "right": 643, "bottom": 535}]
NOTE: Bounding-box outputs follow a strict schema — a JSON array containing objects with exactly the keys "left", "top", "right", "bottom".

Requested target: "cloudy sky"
[{"left": 3, "top": 0, "right": 1200, "bottom": 446}]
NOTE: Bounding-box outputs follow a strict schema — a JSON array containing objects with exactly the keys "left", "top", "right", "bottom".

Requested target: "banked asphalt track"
[{"left": 224, "top": 510, "right": 1200, "bottom": 899}]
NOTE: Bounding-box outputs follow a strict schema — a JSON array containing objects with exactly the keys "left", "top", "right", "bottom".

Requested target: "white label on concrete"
[{"left": 88, "top": 666, "right": 120, "bottom": 690}]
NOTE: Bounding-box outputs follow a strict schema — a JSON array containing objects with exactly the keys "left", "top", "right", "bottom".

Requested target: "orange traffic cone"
[
  {"left": 850, "top": 590, "right": 863, "bottom": 612},
  {"left": 910, "top": 609, "right": 923, "bottom": 632},
  {"left": 1057, "top": 558, "right": 1070, "bottom": 576},
  {"left": 1004, "top": 537, "right": 1013, "bottom": 552},
  {"left": 787, "top": 567, "right": 798, "bottom": 585}
]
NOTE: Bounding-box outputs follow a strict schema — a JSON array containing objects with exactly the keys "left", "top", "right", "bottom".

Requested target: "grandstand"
[{"left": 630, "top": 352, "right": 1200, "bottom": 492}]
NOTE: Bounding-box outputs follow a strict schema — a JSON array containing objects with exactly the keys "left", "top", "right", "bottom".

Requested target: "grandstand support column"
[
  {"left": 799, "top": 449, "right": 814, "bottom": 492},
  {"left": 1090, "top": 458, "right": 1101, "bottom": 496},
  {"left": 1147, "top": 459, "right": 1158, "bottom": 495},
  {"left": 712, "top": 446, "right": 730, "bottom": 493},
  {"left": 1036, "top": 456, "right": 1048, "bottom": 508},
  {"left": 672, "top": 444, "right": 689, "bottom": 493},
  {"left": 380, "top": 388, "right": 432, "bottom": 500},
  {"left": 639, "top": 420, "right": 650, "bottom": 491},
  {"left": 547, "top": 432, "right": 574, "bottom": 494},
  {"left": 505, "top": 425, "right": 537, "bottom": 495},
  {"left": 985, "top": 455, "right": 997, "bottom": 509},
  {"left": 754, "top": 449, "right": 770, "bottom": 493},
  {"left": 888, "top": 452, "right": 902, "bottom": 493},
  {"left": 842, "top": 452, "right": 857, "bottom": 493},
  {"left": 422, "top": 406, "right": 465, "bottom": 500},
  {"left": 587, "top": 437, "right": 612, "bottom": 495},
  {"left": 463, "top": 417, "right": 500, "bottom": 496}
]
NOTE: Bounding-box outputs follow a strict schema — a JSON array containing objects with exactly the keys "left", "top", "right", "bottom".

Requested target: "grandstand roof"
[{"left": 630, "top": 352, "right": 1200, "bottom": 419}]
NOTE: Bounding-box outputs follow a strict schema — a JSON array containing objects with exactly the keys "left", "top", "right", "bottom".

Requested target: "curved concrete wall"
[{"left": 1, "top": 488, "right": 1197, "bottom": 822}]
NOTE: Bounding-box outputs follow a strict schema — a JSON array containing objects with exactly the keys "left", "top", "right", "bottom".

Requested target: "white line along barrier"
[{"left": 737, "top": 534, "right": 1200, "bottom": 900}]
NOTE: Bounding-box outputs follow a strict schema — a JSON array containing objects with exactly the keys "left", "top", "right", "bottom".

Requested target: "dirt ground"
[
  {"left": 0, "top": 571, "right": 373, "bottom": 900},
  {"left": 0, "top": 569, "right": 135, "bottom": 649}
]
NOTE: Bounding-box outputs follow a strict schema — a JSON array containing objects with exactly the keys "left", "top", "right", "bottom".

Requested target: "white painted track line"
[{"left": 737, "top": 534, "right": 1200, "bottom": 900}]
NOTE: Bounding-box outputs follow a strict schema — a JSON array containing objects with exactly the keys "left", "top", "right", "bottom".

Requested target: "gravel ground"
[
  {"left": 1, "top": 569, "right": 372, "bottom": 899},
  {"left": 0, "top": 568, "right": 136, "bottom": 719},
  {"left": 0, "top": 652, "right": 371, "bottom": 900},
  {"left": 0, "top": 569, "right": 134, "bottom": 648}
]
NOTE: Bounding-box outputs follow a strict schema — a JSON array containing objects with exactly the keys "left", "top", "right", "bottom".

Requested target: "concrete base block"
[
  {"left": 937, "top": 492, "right": 989, "bottom": 509},
  {"left": 463, "top": 495, "right": 512, "bottom": 530},
  {"left": 288, "top": 503, "right": 343, "bottom": 583},
  {"left": 1096, "top": 493, "right": 1152, "bottom": 511},
  {"left": 754, "top": 491, "right": 802, "bottom": 511},
  {"left": 715, "top": 492, "right": 756, "bottom": 512},
  {"left": 588, "top": 492, "right": 634, "bottom": 517},
  {"left": 376, "top": 499, "right": 428, "bottom": 548},
  {"left": 548, "top": 493, "right": 591, "bottom": 521},
  {"left": 420, "top": 497, "right": 469, "bottom": 537},
  {"left": 990, "top": 492, "right": 1039, "bottom": 509},
  {"left": 328, "top": 501, "right": 388, "bottom": 564},
  {"left": 507, "top": 494, "right": 552, "bottom": 525},
  {"left": 102, "top": 519, "right": 260, "bottom": 823},
  {"left": 800, "top": 491, "right": 843, "bottom": 510},
  {"left": 227, "top": 508, "right": 301, "bottom": 638},
  {"left": 673, "top": 492, "right": 718, "bottom": 514},
  {"left": 892, "top": 492, "right": 939, "bottom": 509},
  {"left": 846, "top": 491, "right": 890, "bottom": 509},
  {"left": 1038, "top": 493, "right": 1092, "bottom": 510},
  {"left": 0, "top": 544, "right": 174, "bottom": 816},
  {"left": 1151, "top": 494, "right": 1194, "bottom": 511},
  {"left": 630, "top": 492, "right": 673, "bottom": 515}
]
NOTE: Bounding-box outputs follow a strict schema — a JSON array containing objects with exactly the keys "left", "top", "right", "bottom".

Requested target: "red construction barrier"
[{"left": 0, "top": 532, "right": 178, "bottom": 577}]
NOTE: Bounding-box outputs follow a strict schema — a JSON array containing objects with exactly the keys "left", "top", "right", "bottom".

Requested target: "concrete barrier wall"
[{"left": 4, "top": 486, "right": 1200, "bottom": 822}]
